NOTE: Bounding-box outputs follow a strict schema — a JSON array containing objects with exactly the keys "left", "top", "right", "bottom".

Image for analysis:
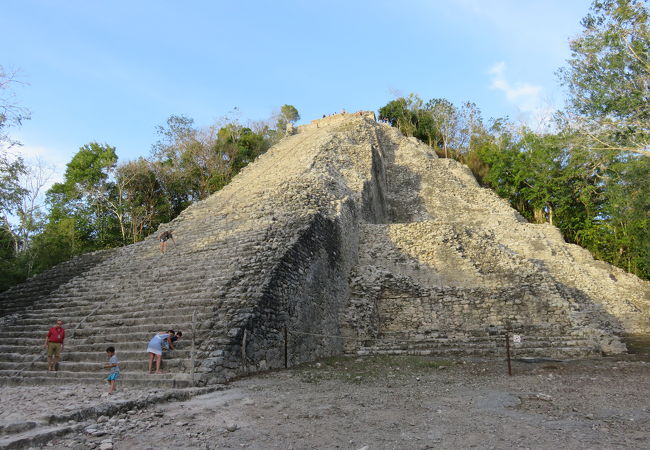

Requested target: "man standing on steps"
[
  {"left": 158, "top": 229, "right": 175, "bottom": 254},
  {"left": 44, "top": 319, "right": 65, "bottom": 371}
]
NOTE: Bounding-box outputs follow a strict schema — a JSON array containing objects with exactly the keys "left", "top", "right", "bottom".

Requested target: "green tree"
[
  {"left": 116, "top": 158, "right": 170, "bottom": 242},
  {"left": 424, "top": 98, "right": 459, "bottom": 158},
  {"left": 0, "top": 152, "right": 28, "bottom": 289},
  {"left": 378, "top": 95, "right": 420, "bottom": 137},
  {"left": 275, "top": 104, "right": 300, "bottom": 132},
  {"left": 576, "top": 154, "right": 650, "bottom": 277},
  {"left": 150, "top": 115, "right": 201, "bottom": 216},
  {"left": 151, "top": 114, "right": 273, "bottom": 219},
  {"left": 0, "top": 152, "right": 27, "bottom": 242},
  {"left": 559, "top": 0, "right": 649, "bottom": 156},
  {"left": 46, "top": 142, "right": 120, "bottom": 251}
]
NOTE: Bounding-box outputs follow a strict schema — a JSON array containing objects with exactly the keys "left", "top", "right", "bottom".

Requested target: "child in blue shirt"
[{"left": 104, "top": 346, "right": 120, "bottom": 394}]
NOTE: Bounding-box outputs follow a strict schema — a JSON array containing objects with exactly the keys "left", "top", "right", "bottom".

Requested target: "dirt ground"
[{"left": 38, "top": 355, "right": 650, "bottom": 449}]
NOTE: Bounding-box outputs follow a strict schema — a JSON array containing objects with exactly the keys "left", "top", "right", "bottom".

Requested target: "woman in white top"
[{"left": 147, "top": 330, "right": 174, "bottom": 374}]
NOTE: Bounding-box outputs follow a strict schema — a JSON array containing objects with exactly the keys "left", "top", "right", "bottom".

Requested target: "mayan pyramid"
[{"left": 1, "top": 112, "right": 649, "bottom": 386}]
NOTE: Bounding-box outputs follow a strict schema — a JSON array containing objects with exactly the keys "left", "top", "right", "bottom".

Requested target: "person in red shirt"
[{"left": 44, "top": 319, "right": 65, "bottom": 371}]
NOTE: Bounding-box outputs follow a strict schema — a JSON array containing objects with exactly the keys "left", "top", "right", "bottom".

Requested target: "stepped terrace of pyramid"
[{"left": 1, "top": 112, "right": 649, "bottom": 387}]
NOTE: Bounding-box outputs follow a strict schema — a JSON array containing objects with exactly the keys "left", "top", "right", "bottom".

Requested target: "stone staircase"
[
  {"left": 0, "top": 248, "right": 211, "bottom": 387},
  {"left": 0, "top": 250, "right": 117, "bottom": 318}
]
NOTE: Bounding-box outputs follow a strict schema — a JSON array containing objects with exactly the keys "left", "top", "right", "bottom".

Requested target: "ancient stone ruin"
[{"left": 1, "top": 113, "right": 649, "bottom": 387}]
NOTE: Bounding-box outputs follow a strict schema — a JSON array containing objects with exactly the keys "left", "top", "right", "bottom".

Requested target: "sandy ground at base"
[{"left": 7, "top": 355, "right": 650, "bottom": 450}]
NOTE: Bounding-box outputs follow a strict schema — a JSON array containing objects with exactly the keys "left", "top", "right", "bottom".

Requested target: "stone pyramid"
[{"left": 1, "top": 112, "right": 648, "bottom": 386}]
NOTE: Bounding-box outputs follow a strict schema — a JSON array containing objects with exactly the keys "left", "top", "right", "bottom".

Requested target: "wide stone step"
[
  {"left": 0, "top": 330, "right": 38, "bottom": 338},
  {"left": 0, "top": 342, "right": 191, "bottom": 361},
  {"left": 75, "top": 323, "right": 197, "bottom": 336},
  {"left": 1, "top": 337, "right": 52, "bottom": 346},
  {"left": 72, "top": 326, "right": 198, "bottom": 339},
  {"left": 0, "top": 357, "right": 191, "bottom": 373},
  {"left": 66, "top": 349, "right": 192, "bottom": 362},
  {"left": 2, "top": 320, "right": 198, "bottom": 336},
  {"left": 2, "top": 349, "right": 192, "bottom": 363},
  {"left": 355, "top": 344, "right": 599, "bottom": 358},
  {"left": 0, "top": 335, "right": 195, "bottom": 352},
  {"left": 77, "top": 339, "right": 198, "bottom": 352},
  {"left": 3, "top": 315, "right": 99, "bottom": 327},
  {"left": 0, "top": 324, "right": 58, "bottom": 333},
  {"left": 0, "top": 369, "right": 194, "bottom": 379},
  {"left": 0, "top": 339, "right": 197, "bottom": 353},
  {"left": 5, "top": 304, "right": 92, "bottom": 316},
  {"left": 79, "top": 320, "right": 198, "bottom": 334},
  {"left": 82, "top": 304, "right": 212, "bottom": 320},
  {"left": 368, "top": 335, "right": 593, "bottom": 349},
  {"left": 11, "top": 302, "right": 215, "bottom": 322},
  {"left": 6, "top": 297, "right": 91, "bottom": 308},
  {"left": 0, "top": 371, "right": 194, "bottom": 388},
  {"left": 84, "top": 313, "right": 205, "bottom": 327},
  {"left": 72, "top": 330, "right": 195, "bottom": 343}
]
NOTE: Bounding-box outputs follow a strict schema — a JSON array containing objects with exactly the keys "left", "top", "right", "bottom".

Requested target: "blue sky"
[{"left": 2, "top": 0, "right": 592, "bottom": 183}]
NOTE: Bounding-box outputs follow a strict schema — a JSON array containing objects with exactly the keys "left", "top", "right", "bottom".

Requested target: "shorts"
[
  {"left": 147, "top": 345, "right": 162, "bottom": 356},
  {"left": 47, "top": 342, "right": 62, "bottom": 357},
  {"left": 107, "top": 373, "right": 120, "bottom": 381}
]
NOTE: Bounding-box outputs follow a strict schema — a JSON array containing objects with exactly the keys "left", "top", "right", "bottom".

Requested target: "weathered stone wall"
[
  {"left": 340, "top": 123, "right": 649, "bottom": 358},
  {"left": 245, "top": 213, "right": 351, "bottom": 368}
]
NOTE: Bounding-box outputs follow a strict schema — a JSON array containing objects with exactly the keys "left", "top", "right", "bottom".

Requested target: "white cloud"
[
  {"left": 488, "top": 62, "right": 555, "bottom": 129},
  {"left": 489, "top": 62, "right": 541, "bottom": 110}
]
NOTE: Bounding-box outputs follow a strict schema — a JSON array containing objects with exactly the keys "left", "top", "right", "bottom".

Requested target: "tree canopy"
[
  {"left": 559, "top": 0, "right": 649, "bottom": 156},
  {"left": 275, "top": 104, "right": 300, "bottom": 132}
]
